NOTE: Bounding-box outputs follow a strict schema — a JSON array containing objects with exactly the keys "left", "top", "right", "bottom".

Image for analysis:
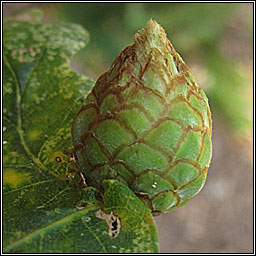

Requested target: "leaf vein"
[
  {"left": 81, "top": 220, "right": 108, "bottom": 253},
  {"left": 3, "top": 53, "right": 58, "bottom": 179},
  {"left": 3, "top": 206, "right": 98, "bottom": 253}
]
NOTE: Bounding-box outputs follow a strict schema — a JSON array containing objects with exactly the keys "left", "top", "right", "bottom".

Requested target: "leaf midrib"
[{"left": 3, "top": 205, "right": 99, "bottom": 253}]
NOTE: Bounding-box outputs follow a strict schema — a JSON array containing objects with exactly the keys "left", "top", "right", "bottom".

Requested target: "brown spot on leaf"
[{"left": 55, "top": 156, "right": 62, "bottom": 162}]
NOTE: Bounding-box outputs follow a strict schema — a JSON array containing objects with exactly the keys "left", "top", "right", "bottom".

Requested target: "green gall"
[{"left": 72, "top": 19, "right": 212, "bottom": 215}]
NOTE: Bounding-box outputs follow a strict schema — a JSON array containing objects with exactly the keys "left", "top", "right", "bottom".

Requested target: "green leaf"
[
  {"left": 3, "top": 12, "right": 159, "bottom": 253},
  {"left": 3, "top": 172, "right": 100, "bottom": 253}
]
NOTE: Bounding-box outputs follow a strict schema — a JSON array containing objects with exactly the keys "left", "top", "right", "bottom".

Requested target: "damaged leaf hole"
[
  {"left": 110, "top": 216, "right": 119, "bottom": 238},
  {"left": 95, "top": 209, "right": 121, "bottom": 238}
]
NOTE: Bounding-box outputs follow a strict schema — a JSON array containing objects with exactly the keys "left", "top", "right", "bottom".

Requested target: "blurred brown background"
[{"left": 3, "top": 2, "right": 253, "bottom": 253}]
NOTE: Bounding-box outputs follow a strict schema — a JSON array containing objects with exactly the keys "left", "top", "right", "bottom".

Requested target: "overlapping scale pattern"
[{"left": 72, "top": 20, "right": 212, "bottom": 215}]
